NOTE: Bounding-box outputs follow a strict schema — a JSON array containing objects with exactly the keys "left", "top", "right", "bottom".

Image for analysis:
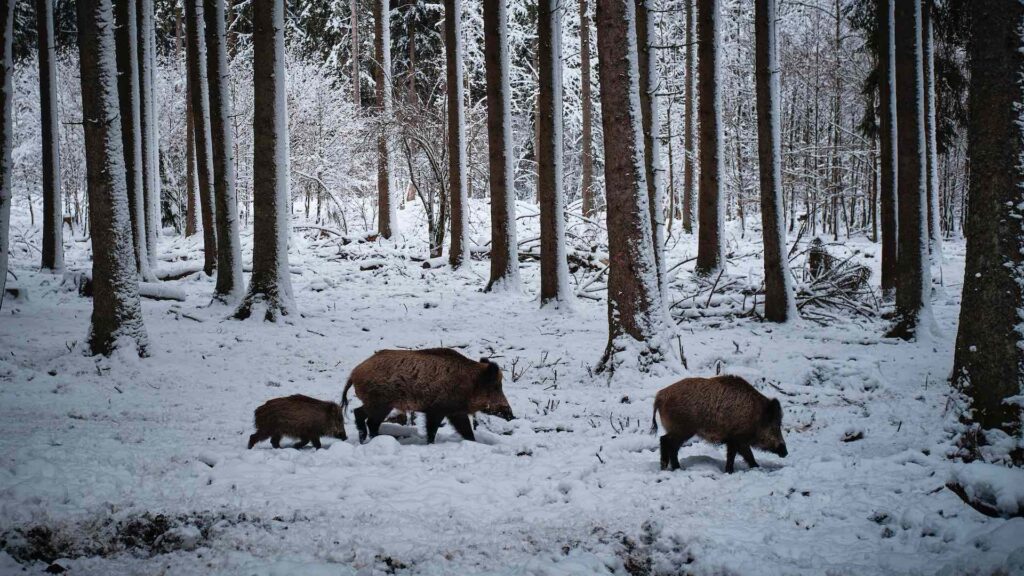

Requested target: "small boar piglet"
[
  {"left": 651, "top": 375, "right": 788, "bottom": 473},
  {"left": 342, "top": 348, "right": 514, "bottom": 444},
  {"left": 248, "top": 394, "right": 347, "bottom": 449}
]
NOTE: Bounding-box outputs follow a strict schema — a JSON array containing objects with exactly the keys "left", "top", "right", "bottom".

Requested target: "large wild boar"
[
  {"left": 248, "top": 394, "right": 347, "bottom": 449},
  {"left": 341, "top": 348, "right": 514, "bottom": 444},
  {"left": 650, "top": 375, "right": 788, "bottom": 473}
]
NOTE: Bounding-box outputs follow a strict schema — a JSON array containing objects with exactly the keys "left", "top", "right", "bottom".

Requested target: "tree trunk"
[
  {"left": 755, "top": 0, "right": 795, "bottom": 323},
  {"left": 76, "top": 0, "right": 149, "bottom": 355},
  {"left": 888, "top": 0, "right": 932, "bottom": 339},
  {"left": 37, "top": 0, "right": 63, "bottom": 272},
  {"left": 877, "top": 0, "right": 898, "bottom": 298},
  {"left": 351, "top": 0, "right": 361, "bottom": 106},
  {"left": 951, "top": 0, "right": 1024, "bottom": 443},
  {"left": 695, "top": 0, "right": 723, "bottom": 275},
  {"left": 137, "top": 0, "right": 159, "bottom": 268},
  {"left": 921, "top": 0, "right": 942, "bottom": 264},
  {"left": 537, "top": 0, "right": 570, "bottom": 305},
  {"left": 579, "top": 0, "right": 596, "bottom": 218},
  {"left": 204, "top": 0, "right": 243, "bottom": 301},
  {"left": 595, "top": 0, "right": 668, "bottom": 374},
  {"left": 445, "top": 0, "right": 469, "bottom": 268},
  {"left": 114, "top": 0, "right": 153, "bottom": 280},
  {"left": 682, "top": 0, "right": 696, "bottom": 234},
  {"left": 484, "top": 0, "right": 519, "bottom": 292},
  {"left": 184, "top": 83, "right": 199, "bottom": 237},
  {"left": 374, "top": 0, "right": 395, "bottom": 238},
  {"left": 184, "top": 0, "right": 217, "bottom": 275},
  {"left": 636, "top": 0, "right": 664, "bottom": 296},
  {"left": 0, "top": 0, "right": 12, "bottom": 310},
  {"left": 236, "top": 0, "right": 295, "bottom": 321}
]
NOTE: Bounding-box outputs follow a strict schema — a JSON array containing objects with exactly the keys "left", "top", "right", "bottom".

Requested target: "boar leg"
[
  {"left": 425, "top": 411, "right": 445, "bottom": 444},
  {"left": 293, "top": 438, "right": 310, "bottom": 449},
  {"left": 310, "top": 437, "right": 322, "bottom": 450},
  {"left": 725, "top": 443, "right": 737, "bottom": 473},
  {"left": 738, "top": 445, "right": 759, "bottom": 470},
  {"left": 660, "top": 434, "right": 687, "bottom": 471},
  {"left": 448, "top": 413, "right": 475, "bottom": 442},
  {"left": 248, "top": 431, "right": 270, "bottom": 449},
  {"left": 366, "top": 408, "right": 389, "bottom": 439},
  {"left": 271, "top": 434, "right": 282, "bottom": 449},
  {"left": 354, "top": 407, "right": 369, "bottom": 442}
]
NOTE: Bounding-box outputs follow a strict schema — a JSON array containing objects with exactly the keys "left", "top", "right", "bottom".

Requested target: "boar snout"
[
  {"left": 484, "top": 405, "right": 515, "bottom": 421},
  {"left": 776, "top": 442, "right": 788, "bottom": 458}
]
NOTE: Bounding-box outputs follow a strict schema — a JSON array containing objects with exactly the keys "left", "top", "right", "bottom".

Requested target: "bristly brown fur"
[{"left": 248, "top": 394, "right": 347, "bottom": 449}]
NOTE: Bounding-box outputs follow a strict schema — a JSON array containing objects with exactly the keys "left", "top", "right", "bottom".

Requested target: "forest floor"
[{"left": 1, "top": 200, "right": 1022, "bottom": 575}]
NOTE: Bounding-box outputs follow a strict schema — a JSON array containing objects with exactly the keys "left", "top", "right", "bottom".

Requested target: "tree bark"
[
  {"left": 636, "top": 0, "right": 664, "bottom": 297},
  {"left": 579, "top": 0, "right": 596, "bottom": 218},
  {"left": 137, "top": 0, "right": 159, "bottom": 268},
  {"left": 755, "top": 0, "right": 795, "bottom": 323},
  {"left": 951, "top": 0, "right": 1024, "bottom": 441},
  {"left": 114, "top": 0, "right": 153, "bottom": 279},
  {"left": 595, "top": 0, "right": 668, "bottom": 373},
  {"left": 236, "top": 0, "right": 295, "bottom": 321},
  {"left": 877, "top": 0, "right": 898, "bottom": 298},
  {"left": 484, "top": 0, "right": 519, "bottom": 292},
  {"left": 695, "top": 0, "right": 723, "bottom": 275},
  {"left": 445, "top": 0, "right": 469, "bottom": 268},
  {"left": 204, "top": 0, "right": 243, "bottom": 301},
  {"left": 0, "top": 0, "right": 12, "bottom": 310},
  {"left": 184, "top": 0, "right": 217, "bottom": 275},
  {"left": 682, "top": 0, "right": 696, "bottom": 234},
  {"left": 37, "top": 0, "right": 63, "bottom": 272},
  {"left": 374, "top": 0, "right": 395, "bottom": 238},
  {"left": 76, "top": 0, "right": 149, "bottom": 355},
  {"left": 921, "top": 0, "right": 942, "bottom": 264},
  {"left": 537, "top": 0, "right": 570, "bottom": 305},
  {"left": 888, "top": 0, "right": 932, "bottom": 339}
]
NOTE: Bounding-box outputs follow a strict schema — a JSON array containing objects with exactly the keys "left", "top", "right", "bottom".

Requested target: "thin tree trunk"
[
  {"left": 374, "top": 0, "right": 395, "bottom": 238},
  {"left": 76, "top": 0, "right": 149, "bottom": 355},
  {"left": 137, "top": 0, "right": 159, "bottom": 268},
  {"left": 204, "top": 0, "right": 242, "bottom": 301},
  {"left": 682, "top": 0, "right": 695, "bottom": 234},
  {"left": 484, "top": 0, "right": 519, "bottom": 292},
  {"left": 579, "top": 0, "right": 596, "bottom": 218},
  {"left": 236, "top": 0, "right": 295, "bottom": 321},
  {"left": 185, "top": 0, "right": 217, "bottom": 275},
  {"left": 888, "top": 0, "right": 932, "bottom": 339},
  {"left": 114, "top": 0, "right": 153, "bottom": 279},
  {"left": 922, "top": 0, "right": 942, "bottom": 264},
  {"left": 537, "top": 0, "right": 570, "bottom": 305},
  {"left": 755, "top": 0, "right": 795, "bottom": 323},
  {"left": 595, "top": 0, "right": 668, "bottom": 374},
  {"left": 0, "top": 0, "right": 12, "bottom": 309},
  {"left": 445, "top": 0, "right": 469, "bottom": 268},
  {"left": 37, "top": 0, "right": 63, "bottom": 272},
  {"left": 185, "top": 84, "right": 199, "bottom": 237},
  {"left": 351, "top": 0, "right": 361, "bottom": 106},
  {"left": 695, "top": 0, "right": 723, "bottom": 275},
  {"left": 636, "top": 0, "right": 664, "bottom": 297},
  {"left": 878, "top": 0, "right": 898, "bottom": 298}
]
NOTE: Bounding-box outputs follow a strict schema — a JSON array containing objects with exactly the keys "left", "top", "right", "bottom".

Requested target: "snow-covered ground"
[{"left": 1, "top": 200, "right": 1022, "bottom": 575}]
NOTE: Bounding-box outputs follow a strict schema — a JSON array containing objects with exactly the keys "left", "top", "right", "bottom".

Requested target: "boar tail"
[
  {"left": 341, "top": 379, "right": 354, "bottom": 412},
  {"left": 650, "top": 397, "right": 660, "bottom": 435}
]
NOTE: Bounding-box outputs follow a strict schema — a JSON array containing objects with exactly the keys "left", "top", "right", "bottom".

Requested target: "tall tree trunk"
[
  {"left": 595, "top": 0, "right": 668, "bottom": 374},
  {"left": 888, "top": 0, "right": 932, "bottom": 339},
  {"left": 37, "top": 0, "right": 63, "bottom": 272},
  {"left": 185, "top": 0, "right": 217, "bottom": 275},
  {"left": 184, "top": 84, "right": 199, "bottom": 237},
  {"left": 951, "top": 0, "right": 1024, "bottom": 443},
  {"left": 351, "top": 0, "right": 361, "bottom": 106},
  {"left": 921, "top": 0, "right": 942, "bottom": 264},
  {"left": 636, "top": 0, "right": 664, "bottom": 296},
  {"left": 445, "top": 0, "right": 469, "bottom": 268},
  {"left": 695, "top": 0, "right": 723, "bottom": 275},
  {"left": 114, "top": 0, "right": 153, "bottom": 279},
  {"left": 236, "top": 0, "right": 295, "bottom": 321},
  {"left": 755, "top": 0, "right": 795, "bottom": 323},
  {"left": 829, "top": 0, "right": 841, "bottom": 243},
  {"left": 374, "top": 0, "right": 395, "bottom": 238},
  {"left": 537, "top": 0, "right": 570, "bottom": 305},
  {"left": 682, "top": 0, "right": 696, "bottom": 234},
  {"left": 407, "top": 0, "right": 417, "bottom": 105},
  {"left": 878, "top": 0, "right": 898, "bottom": 298},
  {"left": 204, "top": 0, "right": 242, "bottom": 301},
  {"left": 579, "top": 0, "right": 596, "bottom": 218},
  {"left": 0, "top": 0, "right": 12, "bottom": 310},
  {"left": 76, "top": 0, "right": 149, "bottom": 355},
  {"left": 137, "top": 0, "right": 159, "bottom": 268},
  {"left": 484, "top": 0, "right": 519, "bottom": 292}
]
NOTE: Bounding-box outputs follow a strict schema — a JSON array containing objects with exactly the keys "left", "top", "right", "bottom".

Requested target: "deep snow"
[{"left": 1, "top": 199, "right": 1022, "bottom": 575}]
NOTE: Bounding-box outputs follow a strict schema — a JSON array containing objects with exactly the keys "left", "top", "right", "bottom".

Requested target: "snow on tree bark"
[
  {"left": 951, "top": 0, "right": 1024, "bottom": 441},
  {"left": 579, "top": 0, "right": 596, "bottom": 218},
  {"left": 76, "top": 0, "right": 149, "bottom": 356},
  {"left": 137, "top": 0, "right": 159, "bottom": 268},
  {"left": 374, "top": 0, "right": 396, "bottom": 239},
  {"left": 755, "top": 0, "right": 796, "bottom": 323},
  {"left": 236, "top": 0, "right": 295, "bottom": 321},
  {"left": 37, "top": 0, "right": 63, "bottom": 272},
  {"left": 445, "top": 0, "right": 469, "bottom": 269},
  {"left": 877, "top": 0, "right": 898, "bottom": 298},
  {"left": 921, "top": 0, "right": 942, "bottom": 265},
  {"left": 682, "top": 0, "right": 696, "bottom": 235},
  {"left": 351, "top": 0, "right": 360, "bottom": 107},
  {"left": 695, "top": 0, "right": 724, "bottom": 276},
  {"left": 204, "top": 0, "right": 243, "bottom": 301},
  {"left": 184, "top": 0, "right": 217, "bottom": 276},
  {"left": 595, "top": 0, "right": 670, "bottom": 374},
  {"left": 635, "top": 0, "right": 665, "bottom": 298},
  {"left": 537, "top": 0, "right": 571, "bottom": 306},
  {"left": 114, "top": 0, "right": 154, "bottom": 280},
  {"left": 887, "top": 0, "right": 933, "bottom": 340},
  {"left": 483, "top": 0, "right": 520, "bottom": 293},
  {"left": 0, "top": 0, "right": 11, "bottom": 310}
]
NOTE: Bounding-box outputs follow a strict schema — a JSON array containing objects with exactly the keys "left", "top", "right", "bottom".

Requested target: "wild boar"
[
  {"left": 248, "top": 394, "right": 347, "bottom": 449},
  {"left": 341, "top": 348, "right": 514, "bottom": 444},
  {"left": 650, "top": 375, "right": 788, "bottom": 473}
]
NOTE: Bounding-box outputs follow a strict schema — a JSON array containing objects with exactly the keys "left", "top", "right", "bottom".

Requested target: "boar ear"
[
  {"left": 764, "top": 398, "right": 783, "bottom": 423},
  {"left": 479, "top": 361, "right": 500, "bottom": 386}
]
